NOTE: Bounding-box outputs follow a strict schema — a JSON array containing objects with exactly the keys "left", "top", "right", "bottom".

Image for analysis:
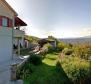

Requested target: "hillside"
[{"left": 60, "top": 37, "right": 91, "bottom": 44}]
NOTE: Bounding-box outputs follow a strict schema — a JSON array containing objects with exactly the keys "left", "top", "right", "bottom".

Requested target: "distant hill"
[
  {"left": 60, "top": 36, "right": 91, "bottom": 44},
  {"left": 83, "top": 36, "right": 91, "bottom": 38}
]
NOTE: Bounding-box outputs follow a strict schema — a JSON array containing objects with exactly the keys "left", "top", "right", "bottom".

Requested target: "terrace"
[{"left": 13, "top": 17, "right": 27, "bottom": 56}]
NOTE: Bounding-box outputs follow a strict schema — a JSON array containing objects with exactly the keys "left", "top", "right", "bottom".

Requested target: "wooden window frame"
[{"left": 0, "top": 16, "right": 13, "bottom": 27}]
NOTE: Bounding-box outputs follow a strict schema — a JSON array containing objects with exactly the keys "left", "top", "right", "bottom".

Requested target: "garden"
[{"left": 17, "top": 38, "right": 91, "bottom": 84}]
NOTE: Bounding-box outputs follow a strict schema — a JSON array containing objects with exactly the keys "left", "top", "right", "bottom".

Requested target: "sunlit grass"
[
  {"left": 42, "top": 53, "right": 57, "bottom": 66},
  {"left": 24, "top": 53, "right": 71, "bottom": 84}
]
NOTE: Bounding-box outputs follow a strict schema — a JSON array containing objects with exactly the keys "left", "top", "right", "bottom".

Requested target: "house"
[
  {"left": 0, "top": 0, "right": 27, "bottom": 62},
  {"left": 38, "top": 38, "right": 57, "bottom": 48},
  {"left": 0, "top": 0, "right": 17, "bottom": 63},
  {"left": 47, "top": 36, "right": 57, "bottom": 47},
  {"left": 0, "top": 0, "right": 27, "bottom": 60},
  {"left": 0, "top": 0, "right": 28, "bottom": 83},
  {"left": 48, "top": 40, "right": 57, "bottom": 48}
]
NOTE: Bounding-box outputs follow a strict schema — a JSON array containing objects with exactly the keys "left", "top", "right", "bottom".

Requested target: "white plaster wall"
[
  {"left": 0, "top": 27, "right": 12, "bottom": 63},
  {"left": 0, "top": 1, "right": 14, "bottom": 63}
]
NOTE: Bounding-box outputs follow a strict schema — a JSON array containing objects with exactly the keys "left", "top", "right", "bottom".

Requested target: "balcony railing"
[{"left": 13, "top": 29, "right": 25, "bottom": 37}]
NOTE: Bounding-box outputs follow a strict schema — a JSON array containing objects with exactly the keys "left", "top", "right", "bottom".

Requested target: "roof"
[
  {"left": 15, "top": 17, "right": 27, "bottom": 26},
  {"left": 1, "top": 0, "right": 18, "bottom": 16}
]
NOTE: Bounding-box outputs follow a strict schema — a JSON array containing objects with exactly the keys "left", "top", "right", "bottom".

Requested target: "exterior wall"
[
  {"left": 13, "top": 29, "right": 25, "bottom": 49},
  {"left": 0, "top": 1, "right": 14, "bottom": 63},
  {"left": 0, "top": 27, "right": 13, "bottom": 62},
  {"left": 50, "top": 41, "right": 57, "bottom": 48},
  {"left": 0, "top": 0, "right": 14, "bottom": 19}
]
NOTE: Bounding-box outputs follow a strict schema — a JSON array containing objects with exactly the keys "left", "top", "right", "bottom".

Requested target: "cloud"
[{"left": 6, "top": 0, "right": 91, "bottom": 38}]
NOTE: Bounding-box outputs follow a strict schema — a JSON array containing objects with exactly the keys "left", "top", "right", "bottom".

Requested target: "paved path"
[{"left": 0, "top": 55, "right": 26, "bottom": 84}]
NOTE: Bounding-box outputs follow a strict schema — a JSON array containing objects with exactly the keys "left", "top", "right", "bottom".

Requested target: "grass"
[
  {"left": 24, "top": 53, "right": 72, "bottom": 84},
  {"left": 42, "top": 53, "right": 57, "bottom": 66}
]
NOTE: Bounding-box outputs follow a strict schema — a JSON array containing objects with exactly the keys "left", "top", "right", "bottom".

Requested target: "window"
[
  {"left": 2, "top": 18, "right": 8, "bottom": 27},
  {"left": 0, "top": 16, "right": 13, "bottom": 27}
]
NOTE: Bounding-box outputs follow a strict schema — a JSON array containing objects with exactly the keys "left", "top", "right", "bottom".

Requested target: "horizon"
[
  {"left": 29, "top": 35, "right": 91, "bottom": 39},
  {"left": 6, "top": 0, "right": 91, "bottom": 38}
]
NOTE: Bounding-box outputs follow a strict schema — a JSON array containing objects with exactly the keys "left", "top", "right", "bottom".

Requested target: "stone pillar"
[
  {"left": 11, "top": 63, "right": 17, "bottom": 81},
  {"left": 18, "top": 38, "right": 20, "bottom": 56}
]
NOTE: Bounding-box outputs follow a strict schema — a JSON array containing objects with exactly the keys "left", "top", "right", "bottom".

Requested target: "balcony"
[{"left": 13, "top": 29, "right": 25, "bottom": 37}]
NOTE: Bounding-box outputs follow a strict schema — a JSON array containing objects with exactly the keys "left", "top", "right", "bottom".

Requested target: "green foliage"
[
  {"left": 18, "top": 40, "right": 91, "bottom": 84},
  {"left": 61, "top": 56, "right": 91, "bottom": 83},
  {"left": 43, "top": 43, "right": 57, "bottom": 53},
  {"left": 62, "top": 48, "right": 73, "bottom": 55},
  {"left": 43, "top": 43, "right": 52, "bottom": 49},
  {"left": 44, "top": 43, "right": 53, "bottom": 52},
  {"left": 57, "top": 42, "right": 70, "bottom": 51},
  {"left": 72, "top": 44, "right": 91, "bottom": 60},
  {"left": 17, "top": 53, "right": 42, "bottom": 79},
  {"left": 24, "top": 53, "right": 72, "bottom": 84},
  {"left": 17, "top": 62, "right": 32, "bottom": 79},
  {"left": 25, "top": 35, "right": 39, "bottom": 43},
  {"left": 28, "top": 53, "right": 42, "bottom": 65}
]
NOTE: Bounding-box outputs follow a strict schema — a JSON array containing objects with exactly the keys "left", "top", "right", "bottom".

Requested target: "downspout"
[{"left": 12, "top": 17, "right": 14, "bottom": 60}]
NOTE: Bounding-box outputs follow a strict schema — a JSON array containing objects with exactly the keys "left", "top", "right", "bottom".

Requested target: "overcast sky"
[{"left": 6, "top": 0, "right": 91, "bottom": 38}]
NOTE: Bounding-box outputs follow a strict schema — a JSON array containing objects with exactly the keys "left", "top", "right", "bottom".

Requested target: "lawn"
[{"left": 24, "top": 53, "right": 72, "bottom": 84}]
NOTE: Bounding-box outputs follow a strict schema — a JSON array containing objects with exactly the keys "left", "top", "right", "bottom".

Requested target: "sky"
[{"left": 6, "top": 0, "right": 91, "bottom": 38}]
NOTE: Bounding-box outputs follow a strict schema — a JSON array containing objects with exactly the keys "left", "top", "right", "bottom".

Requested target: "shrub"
[
  {"left": 73, "top": 45, "right": 91, "bottom": 60},
  {"left": 56, "top": 61, "right": 61, "bottom": 72},
  {"left": 39, "top": 49, "right": 48, "bottom": 59},
  {"left": 16, "top": 53, "right": 42, "bottom": 79},
  {"left": 68, "top": 43, "right": 73, "bottom": 48},
  {"left": 17, "top": 62, "right": 32, "bottom": 79},
  {"left": 43, "top": 43, "right": 54, "bottom": 53},
  {"left": 57, "top": 42, "right": 65, "bottom": 51},
  {"left": 81, "top": 48, "right": 91, "bottom": 60},
  {"left": 57, "top": 42, "right": 70, "bottom": 51},
  {"left": 61, "top": 57, "right": 91, "bottom": 83},
  {"left": 62, "top": 48, "right": 73, "bottom": 55},
  {"left": 28, "top": 53, "right": 42, "bottom": 65}
]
